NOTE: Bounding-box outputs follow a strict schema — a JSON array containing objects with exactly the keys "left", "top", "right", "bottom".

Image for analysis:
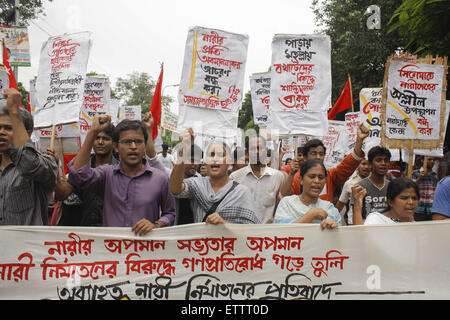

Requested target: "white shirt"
[
  {"left": 338, "top": 171, "right": 364, "bottom": 224},
  {"left": 364, "top": 211, "right": 397, "bottom": 225},
  {"left": 157, "top": 153, "right": 174, "bottom": 171},
  {"left": 229, "top": 165, "right": 286, "bottom": 223},
  {"left": 274, "top": 195, "right": 342, "bottom": 225}
]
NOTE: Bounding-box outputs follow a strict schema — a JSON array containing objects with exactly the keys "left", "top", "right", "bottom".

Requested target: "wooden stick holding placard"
[
  {"left": 407, "top": 139, "right": 414, "bottom": 179},
  {"left": 380, "top": 54, "right": 448, "bottom": 179},
  {"left": 57, "top": 138, "right": 65, "bottom": 176},
  {"left": 49, "top": 124, "right": 56, "bottom": 150}
]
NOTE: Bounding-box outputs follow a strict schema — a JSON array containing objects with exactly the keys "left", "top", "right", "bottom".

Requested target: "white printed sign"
[
  {"left": 249, "top": 73, "right": 271, "bottom": 125},
  {"left": 360, "top": 88, "right": 382, "bottom": 154},
  {"left": 385, "top": 60, "right": 444, "bottom": 140},
  {"left": 178, "top": 26, "right": 248, "bottom": 113},
  {"left": 34, "top": 32, "right": 92, "bottom": 128},
  {"left": 323, "top": 120, "right": 349, "bottom": 168},
  {"left": 119, "top": 105, "right": 142, "bottom": 121},
  {"left": 268, "top": 34, "right": 331, "bottom": 136},
  {"left": 1, "top": 222, "right": 449, "bottom": 300}
]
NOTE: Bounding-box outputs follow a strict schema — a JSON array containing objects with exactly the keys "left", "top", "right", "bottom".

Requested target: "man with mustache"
[
  {"left": 0, "top": 88, "right": 57, "bottom": 225},
  {"left": 229, "top": 134, "right": 286, "bottom": 223}
]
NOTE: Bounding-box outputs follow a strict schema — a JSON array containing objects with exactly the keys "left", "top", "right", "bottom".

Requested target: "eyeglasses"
[
  {"left": 308, "top": 151, "right": 325, "bottom": 157},
  {"left": 118, "top": 139, "right": 145, "bottom": 146}
]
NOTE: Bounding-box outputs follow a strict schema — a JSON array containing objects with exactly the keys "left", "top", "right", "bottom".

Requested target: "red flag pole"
[
  {"left": 150, "top": 63, "right": 164, "bottom": 140},
  {"left": 348, "top": 73, "right": 354, "bottom": 113}
]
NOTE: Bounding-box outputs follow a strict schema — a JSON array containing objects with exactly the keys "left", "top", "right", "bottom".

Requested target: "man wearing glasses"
[{"left": 68, "top": 114, "right": 175, "bottom": 235}]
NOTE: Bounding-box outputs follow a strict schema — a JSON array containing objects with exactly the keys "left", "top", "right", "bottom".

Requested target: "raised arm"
[
  {"left": 280, "top": 158, "right": 299, "bottom": 197},
  {"left": 4, "top": 88, "right": 28, "bottom": 148},
  {"left": 142, "top": 112, "right": 156, "bottom": 158},
  {"left": 5, "top": 89, "right": 57, "bottom": 185},
  {"left": 73, "top": 114, "right": 111, "bottom": 170},
  {"left": 169, "top": 128, "right": 194, "bottom": 195},
  {"left": 351, "top": 184, "right": 367, "bottom": 225},
  {"left": 354, "top": 123, "right": 370, "bottom": 158}
]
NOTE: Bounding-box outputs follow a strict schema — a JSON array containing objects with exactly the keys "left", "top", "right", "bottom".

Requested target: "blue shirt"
[{"left": 431, "top": 176, "right": 450, "bottom": 218}]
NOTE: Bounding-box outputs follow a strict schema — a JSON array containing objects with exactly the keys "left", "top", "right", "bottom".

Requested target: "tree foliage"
[
  {"left": 311, "top": 0, "right": 408, "bottom": 117},
  {"left": 0, "top": 0, "right": 52, "bottom": 26},
  {"left": 238, "top": 91, "right": 259, "bottom": 133},
  {"left": 113, "top": 71, "right": 173, "bottom": 116},
  {"left": 388, "top": 0, "right": 450, "bottom": 57}
]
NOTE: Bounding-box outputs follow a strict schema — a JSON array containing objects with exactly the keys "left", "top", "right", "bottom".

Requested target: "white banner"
[
  {"left": 0, "top": 68, "right": 9, "bottom": 108},
  {"left": 161, "top": 106, "right": 178, "bottom": 132},
  {"left": 345, "top": 112, "right": 360, "bottom": 151},
  {"left": 119, "top": 105, "right": 142, "bottom": 121},
  {"left": 385, "top": 60, "right": 444, "bottom": 140},
  {"left": 249, "top": 73, "right": 271, "bottom": 126},
  {"left": 34, "top": 32, "right": 92, "bottom": 128},
  {"left": 0, "top": 25, "right": 31, "bottom": 67},
  {"left": 1, "top": 222, "right": 449, "bottom": 300},
  {"left": 107, "top": 99, "right": 121, "bottom": 125},
  {"left": 268, "top": 34, "right": 330, "bottom": 136},
  {"left": 178, "top": 26, "right": 248, "bottom": 113},
  {"left": 37, "top": 122, "right": 80, "bottom": 139},
  {"left": 360, "top": 88, "right": 382, "bottom": 154},
  {"left": 79, "top": 76, "right": 111, "bottom": 130},
  {"left": 323, "top": 120, "right": 349, "bottom": 168}
]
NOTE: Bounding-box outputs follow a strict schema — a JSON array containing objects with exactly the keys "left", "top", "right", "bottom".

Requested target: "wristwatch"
[{"left": 153, "top": 222, "right": 161, "bottom": 228}]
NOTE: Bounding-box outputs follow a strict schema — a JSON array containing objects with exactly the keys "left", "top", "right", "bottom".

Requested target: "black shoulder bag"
[{"left": 202, "top": 181, "right": 239, "bottom": 222}]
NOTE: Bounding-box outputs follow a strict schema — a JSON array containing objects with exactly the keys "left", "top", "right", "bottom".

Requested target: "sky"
[{"left": 18, "top": 0, "right": 317, "bottom": 113}]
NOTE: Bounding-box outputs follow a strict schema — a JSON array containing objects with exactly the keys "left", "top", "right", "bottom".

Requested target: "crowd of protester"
[{"left": 1, "top": 88, "right": 449, "bottom": 235}]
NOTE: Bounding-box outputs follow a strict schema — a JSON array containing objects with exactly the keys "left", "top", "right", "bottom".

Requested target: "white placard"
[
  {"left": 178, "top": 26, "right": 248, "bottom": 113},
  {"left": 249, "top": 73, "right": 271, "bottom": 125},
  {"left": 34, "top": 32, "right": 92, "bottom": 128},
  {"left": 385, "top": 60, "right": 444, "bottom": 140},
  {"left": 268, "top": 34, "right": 331, "bottom": 136}
]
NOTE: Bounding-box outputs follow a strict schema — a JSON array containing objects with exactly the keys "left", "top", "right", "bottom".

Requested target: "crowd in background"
[{"left": 1, "top": 88, "right": 449, "bottom": 234}]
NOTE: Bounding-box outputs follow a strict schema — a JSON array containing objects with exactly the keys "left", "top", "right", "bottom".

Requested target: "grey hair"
[{"left": 0, "top": 105, "right": 34, "bottom": 132}]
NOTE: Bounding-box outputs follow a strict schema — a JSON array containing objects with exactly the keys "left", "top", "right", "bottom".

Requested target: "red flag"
[
  {"left": 3, "top": 41, "right": 23, "bottom": 108},
  {"left": 328, "top": 74, "right": 353, "bottom": 120},
  {"left": 150, "top": 64, "right": 163, "bottom": 140}
]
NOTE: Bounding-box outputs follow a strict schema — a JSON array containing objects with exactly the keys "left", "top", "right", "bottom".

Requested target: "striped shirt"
[
  {"left": 412, "top": 169, "right": 438, "bottom": 215},
  {"left": 0, "top": 141, "right": 58, "bottom": 225}
]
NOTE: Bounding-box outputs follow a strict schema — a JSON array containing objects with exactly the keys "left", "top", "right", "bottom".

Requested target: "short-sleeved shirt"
[
  {"left": 412, "top": 169, "right": 439, "bottom": 215},
  {"left": 351, "top": 177, "right": 389, "bottom": 219},
  {"left": 229, "top": 165, "right": 286, "bottom": 223},
  {"left": 274, "top": 195, "right": 342, "bottom": 225},
  {"left": 338, "top": 171, "right": 364, "bottom": 224},
  {"left": 431, "top": 176, "right": 450, "bottom": 218},
  {"left": 157, "top": 153, "right": 174, "bottom": 171},
  {"left": 364, "top": 211, "right": 398, "bottom": 225}
]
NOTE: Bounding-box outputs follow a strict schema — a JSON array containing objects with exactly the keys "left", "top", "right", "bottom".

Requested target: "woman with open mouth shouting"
[
  {"left": 274, "top": 159, "right": 342, "bottom": 230},
  {"left": 170, "top": 128, "right": 260, "bottom": 225},
  {"left": 352, "top": 177, "right": 419, "bottom": 225}
]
